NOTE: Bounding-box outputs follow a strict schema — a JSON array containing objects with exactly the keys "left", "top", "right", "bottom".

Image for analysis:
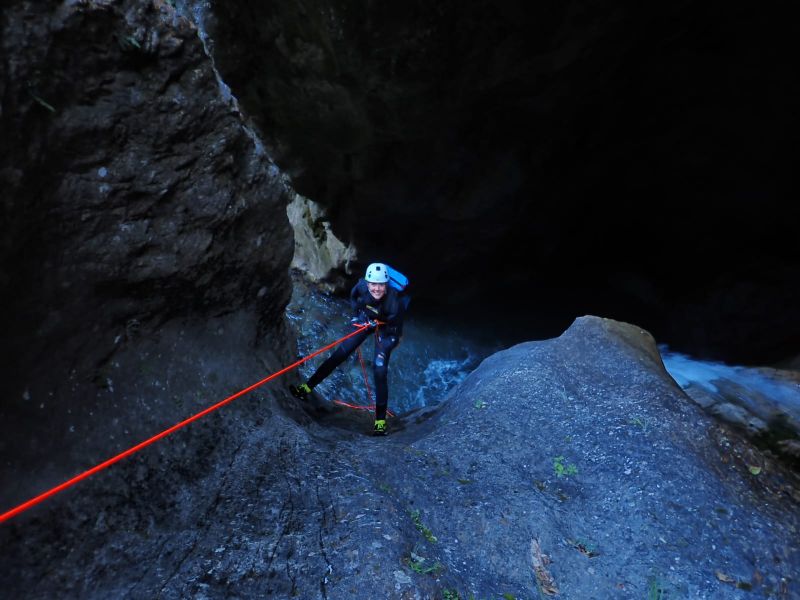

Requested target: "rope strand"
[{"left": 0, "top": 324, "right": 371, "bottom": 524}]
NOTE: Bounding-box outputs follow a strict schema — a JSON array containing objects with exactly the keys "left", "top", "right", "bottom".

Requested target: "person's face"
[{"left": 367, "top": 282, "right": 387, "bottom": 300}]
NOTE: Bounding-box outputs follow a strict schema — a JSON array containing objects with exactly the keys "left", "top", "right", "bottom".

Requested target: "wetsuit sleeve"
[
  {"left": 382, "top": 293, "right": 405, "bottom": 332},
  {"left": 350, "top": 281, "right": 364, "bottom": 317}
]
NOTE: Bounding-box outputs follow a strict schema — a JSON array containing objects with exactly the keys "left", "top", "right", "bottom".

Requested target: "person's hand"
[
  {"left": 357, "top": 318, "right": 377, "bottom": 330},
  {"left": 350, "top": 314, "right": 376, "bottom": 329}
]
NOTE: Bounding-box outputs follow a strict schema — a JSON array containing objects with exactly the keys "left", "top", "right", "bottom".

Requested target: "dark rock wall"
[
  {"left": 0, "top": 0, "right": 293, "bottom": 388},
  {"left": 0, "top": 0, "right": 295, "bottom": 505},
  {"left": 202, "top": 0, "right": 800, "bottom": 363}
]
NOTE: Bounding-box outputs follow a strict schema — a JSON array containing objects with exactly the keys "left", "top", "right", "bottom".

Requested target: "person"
[{"left": 290, "top": 263, "right": 405, "bottom": 435}]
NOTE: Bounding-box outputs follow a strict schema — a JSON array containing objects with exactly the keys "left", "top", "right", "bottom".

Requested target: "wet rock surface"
[
  {"left": 3, "top": 316, "right": 797, "bottom": 599},
  {"left": 351, "top": 316, "right": 800, "bottom": 598}
]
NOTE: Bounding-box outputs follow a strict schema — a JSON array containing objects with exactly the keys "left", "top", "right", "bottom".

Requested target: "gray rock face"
[
  {"left": 287, "top": 193, "right": 357, "bottom": 292},
  {"left": 0, "top": 0, "right": 293, "bottom": 393},
  {"left": 3, "top": 316, "right": 796, "bottom": 599},
  {"left": 356, "top": 316, "right": 799, "bottom": 598}
]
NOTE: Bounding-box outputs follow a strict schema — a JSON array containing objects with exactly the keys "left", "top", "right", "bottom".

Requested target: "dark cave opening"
[{"left": 201, "top": 0, "right": 798, "bottom": 364}]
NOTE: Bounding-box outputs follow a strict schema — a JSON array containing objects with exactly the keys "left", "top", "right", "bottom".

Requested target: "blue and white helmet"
[{"left": 365, "top": 263, "right": 389, "bottom": 283}]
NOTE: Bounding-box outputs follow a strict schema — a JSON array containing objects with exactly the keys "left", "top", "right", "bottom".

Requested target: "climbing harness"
[{"left": 0, "top": 323, "right": 374, "bottom": 524}]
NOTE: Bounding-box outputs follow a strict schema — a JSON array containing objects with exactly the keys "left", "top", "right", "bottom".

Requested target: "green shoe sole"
[{"left": 289, "top": 384, "right": 311, "bottom": 401}]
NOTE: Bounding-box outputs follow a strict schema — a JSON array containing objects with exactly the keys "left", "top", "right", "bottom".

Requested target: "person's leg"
[
  {"left": 373, "top": 333, "right": 399, "bottom": 422},
  {"left": 307, "top": 329, "right": 370, "bottom": 388}
]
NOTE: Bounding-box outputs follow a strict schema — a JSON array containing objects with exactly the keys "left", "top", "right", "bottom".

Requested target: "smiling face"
[{"left": 367, "top": 281, "right": 387, "bottom": 300}]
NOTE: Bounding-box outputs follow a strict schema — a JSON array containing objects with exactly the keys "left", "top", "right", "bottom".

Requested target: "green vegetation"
[
  {"left": 629, "top": 416, "right": 649, "bottom": 432},
  {"left": 406, "top": 549, "right": 442, "bottom": 575},
  {"left": 647, "top": 575, "right": 667, "bottom": 600},
  {"left": 410, "top": 509, "right": 438, "bottom": 543},
  {"left": 553, "top": 456, "right": 578, "bottom": 477},
  {"left": 408, "top": 557, "right": 441, "bottom": 574}
]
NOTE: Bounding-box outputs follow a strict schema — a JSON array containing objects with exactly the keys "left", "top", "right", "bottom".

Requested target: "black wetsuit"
[{"left": 307, "top": 279, "right": 405, "bottom": 420}]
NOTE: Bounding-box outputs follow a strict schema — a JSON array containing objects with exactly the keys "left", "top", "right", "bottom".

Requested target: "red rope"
[
  {"left": 0, "top": 324, "right": 372, "bottom": 524},
  {"left": 343, "top": 324, "right": 394, "bottom": 417},
  {"left": 356, "top": 345, "right": 374, "bottom": 404},
  {"left": 333, "top": 399, "right": 395, "bottom": 418}
]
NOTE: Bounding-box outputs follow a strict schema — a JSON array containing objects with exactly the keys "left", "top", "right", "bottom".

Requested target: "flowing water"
[{"left": 661, "top": 346, "right": 800, "bottom": 434}]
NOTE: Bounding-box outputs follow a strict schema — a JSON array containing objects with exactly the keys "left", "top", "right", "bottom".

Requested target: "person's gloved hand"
[{"left": 352, "top": 318, "right": 377, "bottom": 330}]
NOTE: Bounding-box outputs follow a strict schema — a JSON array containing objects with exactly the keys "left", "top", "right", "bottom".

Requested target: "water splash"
[{"left": 412, "top": 356, "right": 475, "bottom": 407}]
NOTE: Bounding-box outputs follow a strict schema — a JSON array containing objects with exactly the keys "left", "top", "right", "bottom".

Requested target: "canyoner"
[{"left": 290, "top": 262, "right": 410, "bottom": 435}]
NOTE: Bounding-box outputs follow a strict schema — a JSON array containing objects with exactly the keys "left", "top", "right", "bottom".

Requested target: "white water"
[{"left": 660, "top": 346, "right": 800, "bottom": 425}]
